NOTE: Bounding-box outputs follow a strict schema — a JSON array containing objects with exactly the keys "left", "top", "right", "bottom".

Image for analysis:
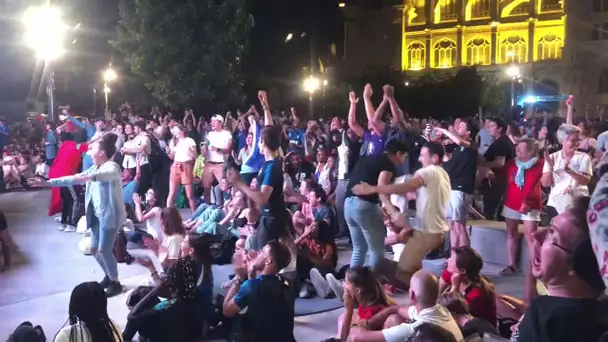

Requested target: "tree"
[
  {"left": 481, "top": 81, "right": 507, "bottom": 115},
  {"left": 112, "top": 0, "right": 253, "bottom": 110}
]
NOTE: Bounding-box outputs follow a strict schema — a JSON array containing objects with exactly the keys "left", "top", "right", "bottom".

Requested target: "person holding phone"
[{"left": 166, "top": 124, "right": 198, "bottom": 212}]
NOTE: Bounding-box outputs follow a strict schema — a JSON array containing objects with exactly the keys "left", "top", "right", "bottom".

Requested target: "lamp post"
[
  {"left": 103, "top": 67, "right": 117, "bottom": 111},
  {"left": 22, "top": 4, "right": 67, "bottom": 123},
  {"left": 506, "top": 65, "right": 521, "bottom": 108}
]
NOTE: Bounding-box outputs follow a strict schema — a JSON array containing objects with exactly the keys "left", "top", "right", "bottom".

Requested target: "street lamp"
[
  {"left": 23, "top": 4, "right": 68, "bottom": 123},
  {"left": 303, "top": 76, "right": 322, "bottom": 116},
  {"left": 506, "top": 65, "right": 521, "bottom": 107},
  {"left": 103, "top": 66, "right": 117, "bottom": 110}
]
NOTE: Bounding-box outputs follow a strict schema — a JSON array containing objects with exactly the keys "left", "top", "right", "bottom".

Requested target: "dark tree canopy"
[{"left": 112, "top": 0, "right": 253, "bottom": 110}]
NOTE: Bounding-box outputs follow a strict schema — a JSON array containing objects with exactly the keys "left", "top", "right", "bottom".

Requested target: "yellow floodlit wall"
[{"left": 401, "top": 0, "right": 565, "bottom": 70}]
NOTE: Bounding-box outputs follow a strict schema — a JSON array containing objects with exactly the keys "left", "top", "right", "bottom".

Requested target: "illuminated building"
[{"left": 342, "top": 0, "right": 608, "bottom": 116}]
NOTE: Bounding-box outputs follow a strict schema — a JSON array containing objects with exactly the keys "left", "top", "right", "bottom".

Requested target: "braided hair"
[{"left": 67, "top": 282, "right": 120, "bottom": 342}]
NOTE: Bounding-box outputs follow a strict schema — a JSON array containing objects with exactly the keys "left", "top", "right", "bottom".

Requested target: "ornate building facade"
[{"left": 342, "top": 0, "right": 608, "bottom": 116}]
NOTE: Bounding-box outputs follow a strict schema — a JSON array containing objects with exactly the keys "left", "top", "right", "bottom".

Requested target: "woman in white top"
[
  {"left": 132, "top": 189, "right": 162, "bottom": 240},
  {"left": 541, "top": 123, "right": 592, "bottom": 218},
  {"left": 166, "top": 124, "right": 197, "bottom": 212},
  {"left": 53, "top": 282, "right": 121, "bottom": 342}
]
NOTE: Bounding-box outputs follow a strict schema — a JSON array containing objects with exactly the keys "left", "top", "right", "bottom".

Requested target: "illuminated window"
[
  {"left": 406, "top": 0, "right": 426, "bottom": 25},
  {"left": 500, "top": 35, "right": 527, "bottom": 63},
  {"left": 466, "top": 0, "right": 491, "bottom": 20},
  {"left": 433, "top": 39, "right": 457, "bottom": 68},
  {"left": 539, "top": 0, "right": 563, "bottom": 13},
  {"left": 466, "top": 37, "right": 491, "bottom": 65},
  {"left": 599, "top": 69, "right": 608, "bottom": 94},
  {"left": 407, "top": 42, "right": 426, "bottom": 69},
  {"left": 537, "top": 34, "right": 563, "bottom": 60},
  {"left": 434, "top": 0, "right": 458, "bottom": 23}
]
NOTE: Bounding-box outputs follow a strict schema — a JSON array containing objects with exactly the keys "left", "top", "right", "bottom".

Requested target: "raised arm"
[
  {"left": 565, "top": 95, "right": 573, "bottom": 125},
  {"left": 258, "top": 90, "right": 273, "bottom": 127},
  {"left": 384, "top": 85, "right": 408, "bottom": 131},
  {"left": 347, "top": 91, "right": 365, "bottom": 137}
]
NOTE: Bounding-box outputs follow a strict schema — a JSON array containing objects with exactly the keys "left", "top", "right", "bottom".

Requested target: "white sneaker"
[
  {"left": 57, "top": 224, "right": 66, "bottom": 231},
  {"left": 54, "top": 216, "right": 61, "bottom": 223},
  {"left": 63, "top": 225, "right": 77, "bottom": 232},
  {"left": 309, "top": 268, "right": 332, "bottom": 298},
  {"left": 326, "top": 273, "right": 344, "bottom": 300}
]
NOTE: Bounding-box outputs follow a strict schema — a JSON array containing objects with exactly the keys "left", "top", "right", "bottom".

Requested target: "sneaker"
[
  {"left": 298, "top": 282, "right": 312, "bottom": 299},
  {"left": 99, "top": 275, "right": 111, "bottom": 289},
  {"left": 63, "top": 225, "right": 77, "bottom": 232},
  {"left": 309, "top": 268, "right": 332, "bottom": 298},
  {"left": 326, "top": 273, "right": 344, "bottom": 300},
  {"left": 57, "top": 224, "right": 66, "bottom": 231},
  {"left": 105, "top": 281, "right": 123, "bottom": 298},
  {"left": 54, "top": 216, "right": 61, "bottom": 223}
]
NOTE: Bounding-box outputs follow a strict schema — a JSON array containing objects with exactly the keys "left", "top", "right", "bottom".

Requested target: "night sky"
[{"left": 0, "top": 0, "right": 343, "bottom": 118}]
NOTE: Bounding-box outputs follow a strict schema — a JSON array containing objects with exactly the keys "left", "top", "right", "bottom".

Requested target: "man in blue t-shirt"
[
  {"left": 222, "top": 240, "right": 295, "bottom": 342},
  {"left": 287, "top": 108, "right": 305, "bottom": 154}
]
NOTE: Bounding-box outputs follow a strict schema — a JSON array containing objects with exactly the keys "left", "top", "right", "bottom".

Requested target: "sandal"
[{"left": 499, "top": 266, "right": 517, "bottom": 276}]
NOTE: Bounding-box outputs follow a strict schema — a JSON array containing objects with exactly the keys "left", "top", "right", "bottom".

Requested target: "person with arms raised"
[{"left": 226, "top": 90, "right": 287, "bottom": 250}]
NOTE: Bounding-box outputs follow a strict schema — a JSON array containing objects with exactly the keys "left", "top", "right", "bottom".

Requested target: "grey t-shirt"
[
  {"left": 596, "top": 131, "right": 608, "bottom": 152},
  {"left": 478, "top": 128, "right": 494, "bottom": 155}
]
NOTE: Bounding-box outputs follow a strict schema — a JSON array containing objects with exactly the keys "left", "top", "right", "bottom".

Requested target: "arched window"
[
  {"left": 466, "top": 37, "right": 491, "bottom": 65},
  {"left": 537, "top": 34, "right": 563, "bottom": 60},
  {"left": 500, "top": 35, "right": 527, "bottom": 63},
  {"left": 407, "top": 42, "right": 426, "bottom": 70},
  {"left": 598, "top": 69, "right": 608, "bottom": 94},
  {"left": 433, "top": 39, "right": 457, "bottom": 68}
]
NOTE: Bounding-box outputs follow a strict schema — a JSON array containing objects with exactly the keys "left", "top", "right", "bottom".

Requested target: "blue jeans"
[
  {"left": 344, "top": 197, "right": 385, "bottom": 270},
  {"left": 90, "top": 217, "right": 119, "bottom": 280}
]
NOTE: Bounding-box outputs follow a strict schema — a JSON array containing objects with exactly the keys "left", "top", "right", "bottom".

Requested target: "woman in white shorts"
[{"left": 500, "top": 138, "right": 544, "bottom": 301}]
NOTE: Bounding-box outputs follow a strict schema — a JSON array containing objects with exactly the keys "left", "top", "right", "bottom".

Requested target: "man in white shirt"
[
  {"left": 203, "top": 114, "right": 233, "bottom": 203},
  {"left": 347, "top": 270, "right": 463, "bottom": 342},
  {"left": 352, "top": 142, "right": 450, "bottom": 290}
]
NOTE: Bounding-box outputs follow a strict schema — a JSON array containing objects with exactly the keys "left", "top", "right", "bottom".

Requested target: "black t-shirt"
[
  {"left": 328, "top": 130, "right": 343, "bottom": 150},
  {"left": 345, "top": 154, "right": 396, "bottom": 204},
  {"left": 340, "top": 131, "right": 362, "bottom": 179},
  {"left": 408, "top": 134, "right": 428, "bottom": 173},
  {"left": 462, "top": 317, "right": 498, "bottom": 338},
  {"left": 483, "top": 135, "right": 515, "bottom": 185},
  {"left": 444, "top": 143, "right": 478, "bottom": 194},
  {"left": 514, "top": 296, "right": 608, "bottom": 342},
  {"left": 286, "top": 161, "right": 315, "bottom": 189}
]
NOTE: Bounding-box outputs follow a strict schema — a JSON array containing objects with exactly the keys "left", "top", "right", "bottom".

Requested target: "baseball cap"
[{"left": 211, "top": 114, "right": 224, "bottom": 123}]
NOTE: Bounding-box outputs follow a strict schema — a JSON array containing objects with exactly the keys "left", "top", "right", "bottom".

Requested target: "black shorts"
[{"left": 254, "top": 214, "right": 287, "bottom": 250}]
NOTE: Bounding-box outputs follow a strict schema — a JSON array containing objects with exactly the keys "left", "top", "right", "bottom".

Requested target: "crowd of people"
[{"left": 2, "top": 85, "right": 608, "bottom": 342}]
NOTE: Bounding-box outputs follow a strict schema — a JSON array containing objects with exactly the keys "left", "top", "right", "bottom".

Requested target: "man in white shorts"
[{"left": 435, "top": 120, "right": 478, "bottom": 247}]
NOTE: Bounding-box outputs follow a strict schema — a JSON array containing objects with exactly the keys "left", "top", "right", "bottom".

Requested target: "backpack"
[{"left": 148, "top": 137, "right": 170, "bottom": 174}]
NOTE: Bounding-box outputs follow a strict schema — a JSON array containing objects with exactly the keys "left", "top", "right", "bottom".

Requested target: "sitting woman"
[
  {"left": 128, "top": 207, "right": 186, "bottom": 278},
  {"left": 293, "top": 184, "right": 337, "bottom": 297},
  {"left": 292, "top": 180, "right": 315, "bottom": 236},
  {"left": 184, "top": 179, "right": 232, "bottom": 230},
  {"left": 122, "top": 243, "right": 209, "bottom": 342},
  {"left": 439, "top": 246, "right": 497, "bottom": 327},
  {"left": 3, "top": 153, "right": 33, "bottom": 189},
  {"left": 337, "top": 266, "right": 397, "bottom": 341},
  {"left": 438, "top": 291, "right": 499, "bottom": 338},
  {"left": 54, "top": 282, "right": 121, "bottom": 342},
  {"left": 188, "top": 190, "right": 246, "bottom": 235},
  {"left": 130, "top": 189, "right": 162, "bottom": 242},
  {"left": 30, "top": 153, "right": 49, "bottom": 185}
]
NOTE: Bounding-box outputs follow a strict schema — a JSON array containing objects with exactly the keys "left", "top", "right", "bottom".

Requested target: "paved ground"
[{"left": 0, "top": 190, "right": 524, "bottom": 340}]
